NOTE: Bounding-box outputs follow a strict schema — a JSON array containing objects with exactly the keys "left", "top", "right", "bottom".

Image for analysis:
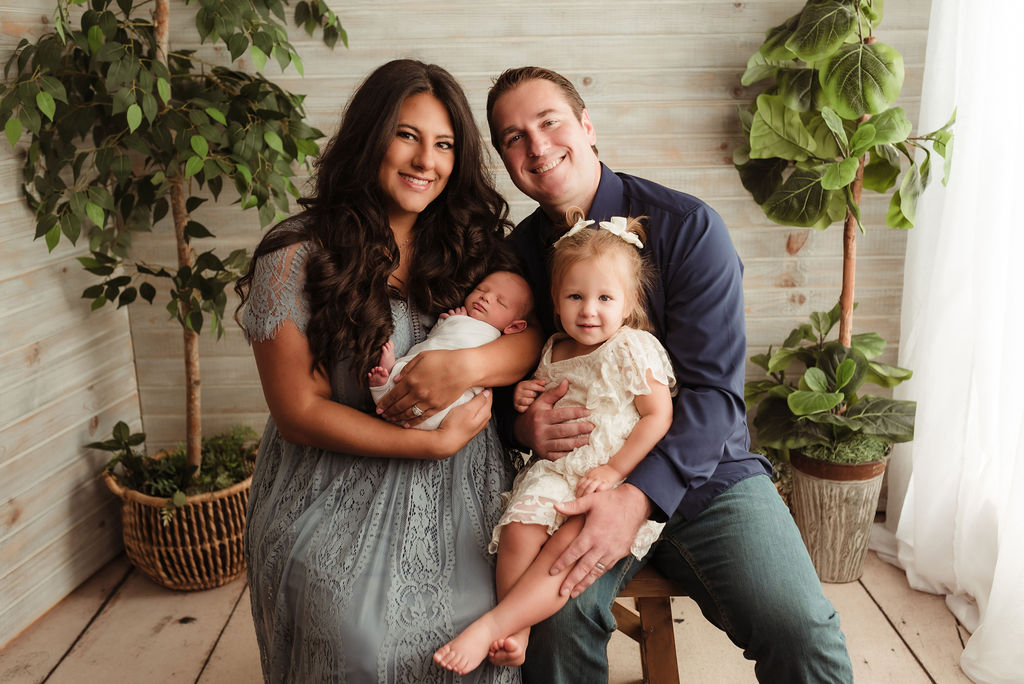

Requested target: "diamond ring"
[{"left": 410, "top": 404, "right": 424, "bottom": 417}]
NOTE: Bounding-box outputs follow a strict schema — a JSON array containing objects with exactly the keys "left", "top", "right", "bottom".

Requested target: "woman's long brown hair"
[{"left": 236, "top": 60, "right": 514, "bottom": 386}]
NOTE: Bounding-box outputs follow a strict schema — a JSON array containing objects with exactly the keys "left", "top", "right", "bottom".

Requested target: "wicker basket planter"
[
  {"left": 790, "top": 451, "right": 886, "bottom": 583},
  {"left": 103, "top": 471, "right": 251, "bottom": 591}
]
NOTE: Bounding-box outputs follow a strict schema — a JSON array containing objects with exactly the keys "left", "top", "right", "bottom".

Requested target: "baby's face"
[{"left": 463, "top": 272, "right": 531, "bottom": 331}]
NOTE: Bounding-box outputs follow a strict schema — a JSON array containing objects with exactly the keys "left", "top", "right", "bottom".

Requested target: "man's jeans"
[{"left": 521, "top": 474, "right": 853, "bottom": 683}]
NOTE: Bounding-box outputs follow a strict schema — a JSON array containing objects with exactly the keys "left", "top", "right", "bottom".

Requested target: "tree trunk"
[
  {"left": 838, "top": 105, "right": 871, "bottom": 348},
  {"left": 155, "top": 0, "right": 202, "bottom": 473},
  {"left": 838, "top": 157, "right": 864, "bottom": 348}
]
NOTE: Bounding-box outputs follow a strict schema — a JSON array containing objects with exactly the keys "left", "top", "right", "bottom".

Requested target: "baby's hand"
[
  {"left": 440, "top": 306, "right": 468, "bottom": 320},
  {"left": 575, "top": 464, "right": 621, "bottom": 498},
  {"left": 513, "top": 379, "right": 548, "bottom": 413}
]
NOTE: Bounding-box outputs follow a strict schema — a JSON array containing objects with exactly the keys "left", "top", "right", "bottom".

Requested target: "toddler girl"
[{"left": 433, "top": 210, "right": 677, "bottom": 674}]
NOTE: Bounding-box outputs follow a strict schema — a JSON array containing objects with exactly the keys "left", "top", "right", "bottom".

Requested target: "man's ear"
[{"left": 503, "top": 319, "right": 528, "bottom": 335}]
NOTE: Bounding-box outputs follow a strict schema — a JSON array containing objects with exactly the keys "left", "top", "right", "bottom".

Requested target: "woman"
[{"left": 236, "top": 60, "right": 539, "bottom": 683}]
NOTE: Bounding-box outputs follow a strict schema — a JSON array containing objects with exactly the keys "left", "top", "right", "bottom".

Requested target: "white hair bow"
[{"left": 553, "top": 216, "right": 643, "bottom": 249}]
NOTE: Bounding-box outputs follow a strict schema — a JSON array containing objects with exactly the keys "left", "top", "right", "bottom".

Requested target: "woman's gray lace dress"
[{"left": 242, "top": 239, "right": 520, "bottom": 684}]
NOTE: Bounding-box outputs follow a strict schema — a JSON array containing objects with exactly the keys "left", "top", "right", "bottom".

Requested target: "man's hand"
[
  {"left": 512, "top": 379, "right": 592, "bottom": 460},
  {"left": 550, "top": 484, "right": 652, "bottom": 597}
]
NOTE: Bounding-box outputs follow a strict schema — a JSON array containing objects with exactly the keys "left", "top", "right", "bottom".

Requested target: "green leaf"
[
  {"left": 735, "top": 156, "right": 788, "bottom": 205},
  {"left": 767, "top": 346, "right": 801, "bottom": 373},
  {"left": 235, "top": 162, "right": 253, "bottom": 185},
  {"left": 870, "top": 107, "right": 913, "bottom": 146},
  {"left": 759, "top": 13, "right": 800, "bottom": 61},
  {"left": 263, "top": 130, "right": 284, "bottom": 153},
  {"left": 85, "top": 201, "right": 105, "bottom": 228},
  {"left": 190, "top": 134, "right": 209, "bottom": 158},
  {"left": 803, "top": 366, "right": 829, "bottom": 392},
  {"left": 250, "top": 45, "right": 268, "bottom": 71},
  {"left": 35, "top": 91, "right": 56, "bottom": 121},
  {"left": 851, "top": 331, "right": 886, "bottom": 359},
  {"left": 172, "top": 490, "right": 188, "bottom": 507},
  {"left": 844, "top": 396, "right": 916, "bottom": 442},
  {"left": 141, "top": 93, "right": 157, "bottom": 123},
  {"left": 44, "top": 223, "right": 61, "bottom": 251},
  {"left": 185, "top": 220, "right": 214, "bottom": 239},
  {"left": 4, "top": 117, "right": 20, "bottom": 147},
  {"left": 749, "top": 94, "right": 815, "bottom": 161},
  {"left": 809, "top": 310, "right": 832, "bottom": 336},
  {"left": 863, "top": 148, "right": 901, "bottom": 192},
  {"left": 819, "top": 106, "right": 848, "bottom": 148},
  {"left": 184, "top": 155, "right": 204, "bottom": 178},
  {"left": 776, "top": 68, "right": 818, "bottom": 112},
  {"left": 849, "top": 123, "right": 876, "bottom": 155},
  {"left": 783, "top": 323, "right": 815, "bottom": 348},
  {"left": 865, "top": 361, "right": 913, "bottom": 388},
  {"left": 157, "top": 77, "right": 171, "bottom": 104},
  {"left": 788, "top": 389, "right": 844, "bottom": 416},
  {"left": 227, "top": 32, "right": 249, "bottom": 61},
  {"left": 126, "top": 103, "right": 142, "bottom": 132},
  {"left": 821, "top": 156, "right": 859, "bottom": 190},
  {"left": 140, "top": 281, "right": 156, "bottom": 303},
  {"left": 820, "top": 41, "right": 905, "bottom": 119},
  {"left": 205, "top": 107, "right": 227, "bottom": 125},
  {"left": 762, "top": 167, "right": 834, "bottom": 228},
  {"left": 785, "top": 0, "right": 858, "bottom": 63},
  {"left": 898, "top": 163, "right": 923, "bottom": 225},
  {"left": 834, "top": 358, "right": 857, "bottom": 391}
]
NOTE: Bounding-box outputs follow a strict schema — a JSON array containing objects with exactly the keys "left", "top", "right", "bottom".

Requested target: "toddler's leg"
[
  {"left": 433, "top": 516, "right": 586, "bottom": 675},
  {"left": 367, "top": 340, "right": 396, "bottom": 388},
  {"left": 488, "top": 523, "right": 550, "bottom": 667}
]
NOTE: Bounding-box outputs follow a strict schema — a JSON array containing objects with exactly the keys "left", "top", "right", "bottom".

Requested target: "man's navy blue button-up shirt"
[{"left": 507, "top": 164, "right": 770, "bottom": 522}]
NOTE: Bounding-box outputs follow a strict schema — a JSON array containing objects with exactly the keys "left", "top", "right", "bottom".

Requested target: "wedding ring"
[
  {"left": 595, "top": 562, "right": 607, "bottom": 572},
  {"left": 410, "top": 404, "right": 424, "bottom": 417}
]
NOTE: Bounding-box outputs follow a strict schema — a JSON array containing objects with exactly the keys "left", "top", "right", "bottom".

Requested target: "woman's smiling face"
[{"left": 378, "top": 92, "right": 456, "bottom": 229}]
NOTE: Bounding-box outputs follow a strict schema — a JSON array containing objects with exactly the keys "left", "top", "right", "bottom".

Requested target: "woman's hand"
[
  {"left": 575, "top": 464, "right": 621, "bottom": 497},
  {"left": 431, "top": 389, "right": 493, "bottom": 456},
  {"left": 513, "top": 379, "right": 548, "bottom": 413},
  {"left": 377, "top": 349, "right": 468, "bottom": 426}
]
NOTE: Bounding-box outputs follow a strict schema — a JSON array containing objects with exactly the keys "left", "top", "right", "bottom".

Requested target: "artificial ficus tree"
[
  {"left": 733, "top": 0, "right": 954, "bottom": 347},
  {"left": 0, "top": 0, "right": 344, "bottom": 474}
]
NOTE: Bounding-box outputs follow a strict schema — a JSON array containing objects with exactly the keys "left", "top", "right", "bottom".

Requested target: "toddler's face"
[{"left": 553, "top": 256, "right": 631, "bottom": 351}]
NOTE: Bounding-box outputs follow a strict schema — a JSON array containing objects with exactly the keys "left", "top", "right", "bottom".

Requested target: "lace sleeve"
[
  {"left": 614, "top": 328, "right": 679, "bottom": 398},
  {"left": 242, "top": 242, "right": 312, "bottom": 343}
]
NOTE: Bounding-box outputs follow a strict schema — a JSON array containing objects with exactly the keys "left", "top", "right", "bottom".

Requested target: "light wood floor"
[{"left": 1, "top": 551, "right": 972, "bottom": 683}]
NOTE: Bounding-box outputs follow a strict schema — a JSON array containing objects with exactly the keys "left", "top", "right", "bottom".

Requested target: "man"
[{"left": 487, "top": 67, "right": 853, "bottom": 683}]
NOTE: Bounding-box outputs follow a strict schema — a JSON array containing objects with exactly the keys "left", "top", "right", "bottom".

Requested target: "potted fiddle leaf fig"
[
  {"left": 0, "top": 0, "right": 343, "bottom": 589},
  {"left": 734, "top": 0, "right": 953, "bottom": 582}
]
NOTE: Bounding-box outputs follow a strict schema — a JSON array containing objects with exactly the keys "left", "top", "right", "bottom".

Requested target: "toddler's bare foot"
[
  {"left": 433, "top": 614, "right": 499, "bottom": 675},
  {"left": 367, "top": 365, "right": 389, "bottom": 388},
  {"left": 487, "top": 627, "right": 529, "bottom": 667}
]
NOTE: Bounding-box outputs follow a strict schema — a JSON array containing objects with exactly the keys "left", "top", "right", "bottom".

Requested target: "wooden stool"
[{"left": 613, "top": 565, "right": 686, "bottom": 684}]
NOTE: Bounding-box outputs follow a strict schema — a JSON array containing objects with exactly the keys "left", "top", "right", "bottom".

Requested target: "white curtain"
[{"left": 870, "top": 1, "right": 1024, "bottom": 682}]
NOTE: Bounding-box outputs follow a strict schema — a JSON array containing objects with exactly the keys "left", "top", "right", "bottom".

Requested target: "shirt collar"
[{"left": 587, "top": 163, "right": 627, "bottom": 222}]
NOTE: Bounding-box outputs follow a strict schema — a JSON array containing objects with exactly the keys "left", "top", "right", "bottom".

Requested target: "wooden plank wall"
[
  {"left": 0, "top": 5, "right": 142, "bottom": 645},
  {"left": 0, "top": 0, "right": 933, "bottom": 643}
]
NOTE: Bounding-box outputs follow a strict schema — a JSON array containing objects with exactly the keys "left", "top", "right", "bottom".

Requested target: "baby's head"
[
  {"left": 549, "top": 208, "right": 654, "bottom": 337},
  {"left": 463, "top": 270, "right": 533, "bottom": 334}
]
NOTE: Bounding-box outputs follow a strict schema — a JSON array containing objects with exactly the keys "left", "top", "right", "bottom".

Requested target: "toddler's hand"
[
  {"left": 575, "top": 464, "right": 621, "bottom": 498},
  {"left": 513, "top": 379, "right": 548, "bottom": 413}
]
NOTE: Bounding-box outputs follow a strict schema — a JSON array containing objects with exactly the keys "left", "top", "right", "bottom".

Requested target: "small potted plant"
[
  {"left": 745, "top": 304, "right": 915, "bottom": 581},
  {"left": 88, "top": 421, "right": 258, "bottom": 589}
]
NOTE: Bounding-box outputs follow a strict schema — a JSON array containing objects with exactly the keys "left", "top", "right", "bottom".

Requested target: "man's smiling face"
[{"left": 489, "top": 78, "right": 601, "bottom": 219}]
